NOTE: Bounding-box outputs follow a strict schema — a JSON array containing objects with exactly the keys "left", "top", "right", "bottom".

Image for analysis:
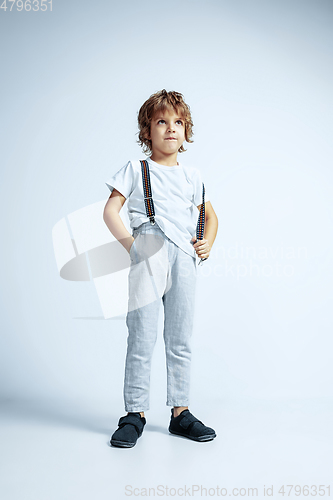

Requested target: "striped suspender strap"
[
  {"left": 196, "top": 182, "right": 208, "bottom": 265},
  {"left": 140, "top": 160, "right": 156, "bottom": 225},
  {"left": 140, "top": 159, "right": 207, "bottom": 265}
]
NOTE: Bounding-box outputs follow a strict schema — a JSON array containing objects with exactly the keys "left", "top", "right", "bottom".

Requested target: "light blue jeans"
[{"left": 124, "top": 221, "right": 197, "bottom": 412}]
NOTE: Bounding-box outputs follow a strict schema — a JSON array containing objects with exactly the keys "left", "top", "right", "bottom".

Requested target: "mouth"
[{"left": 165, "top": 138, "right": 177, "bottom": 141}]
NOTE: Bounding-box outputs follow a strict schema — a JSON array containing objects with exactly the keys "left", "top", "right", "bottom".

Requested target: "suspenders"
[
  {"left": 139, "top": 159, "right": 207, "bottom": 265},
  {"left": 196, "top": 183, "right": 208, "bottom": 264},
  {"left": 140, "top": 159, "right": 156, "bottom": 225}
]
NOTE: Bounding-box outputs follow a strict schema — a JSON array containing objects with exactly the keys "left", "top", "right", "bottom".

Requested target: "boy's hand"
[{"left": 191, "top": 236, "right": 211, "bottom": 260}]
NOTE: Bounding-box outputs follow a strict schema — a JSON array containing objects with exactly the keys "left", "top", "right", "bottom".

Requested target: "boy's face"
[{"left": 148, "top": 108, "right": 185, "bottom": 159}]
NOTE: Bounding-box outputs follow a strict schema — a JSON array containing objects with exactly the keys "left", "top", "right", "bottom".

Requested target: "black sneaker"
[
  {"left": 110, "top": 412, "right": 146, "bottom": 448},
  {"left": 169, "top": 409, "right": 216, "bottom": 442}
]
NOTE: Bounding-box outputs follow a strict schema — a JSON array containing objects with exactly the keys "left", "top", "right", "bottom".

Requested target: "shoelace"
[{"left": 140, "top": 159, "right": 207, "bottom": 265}]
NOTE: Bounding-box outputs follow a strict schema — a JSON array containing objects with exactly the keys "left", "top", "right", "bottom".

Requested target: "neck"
[{"left": 150, "top": 152, "right": 179, "bottom": 166}]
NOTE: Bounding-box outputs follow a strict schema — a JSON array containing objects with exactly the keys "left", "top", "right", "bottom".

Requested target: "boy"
[{"left": 103, "top": 89, "right": 218, "bottom": 447}]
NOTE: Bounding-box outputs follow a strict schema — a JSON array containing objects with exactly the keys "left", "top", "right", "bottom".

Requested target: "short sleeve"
[
  {"left": 105, "top": 160, "right": 134, "bottom": 199},
  {"left": 193, "top": 168, "right": 210, "bottom": 206}
]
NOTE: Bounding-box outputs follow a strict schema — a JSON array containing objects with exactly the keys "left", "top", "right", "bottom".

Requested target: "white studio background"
[{"left": 0, "top": 0, "right": 332, "bottom": 498}]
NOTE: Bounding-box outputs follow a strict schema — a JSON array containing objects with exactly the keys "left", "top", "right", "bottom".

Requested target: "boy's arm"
[
  {"left": 103, "top": 189, "right": 134, "bottom": 253},
  {"left": 193, "top": 201, "right": 218, "bottom": 259}
]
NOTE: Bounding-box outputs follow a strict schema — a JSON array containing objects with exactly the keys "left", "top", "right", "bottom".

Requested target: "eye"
[
  {"left": 157, "top": 119, "right": 166, "bottom": 124},
  {"left": 176, "top": 120, "right": 184, "bottom": 125}
]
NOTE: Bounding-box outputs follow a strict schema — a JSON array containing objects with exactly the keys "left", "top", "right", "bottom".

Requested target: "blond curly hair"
[{"left": 137, "top": 89, "right": 194, "bottom": 155}]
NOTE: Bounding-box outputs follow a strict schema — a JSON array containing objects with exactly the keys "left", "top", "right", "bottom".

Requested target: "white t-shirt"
[{"left": 105, "top": 157, "right": 210, "bottom": 260}]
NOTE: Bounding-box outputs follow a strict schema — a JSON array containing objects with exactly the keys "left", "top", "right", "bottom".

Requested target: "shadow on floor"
[{"left": 0, "top": 398, "right": 117, "bottom": 435}]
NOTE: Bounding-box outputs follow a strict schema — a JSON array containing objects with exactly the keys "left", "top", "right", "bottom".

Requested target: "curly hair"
[{"left": 137, "top": 89, "right": 194, "bottom": 155}]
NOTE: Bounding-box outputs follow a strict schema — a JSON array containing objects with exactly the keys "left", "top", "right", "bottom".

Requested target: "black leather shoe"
[
  {"left": 169, "top": 409, "right": 216, "bottom": 442},
  {"left": 110, "top": 412, "right": 146, "bottom": 448}
]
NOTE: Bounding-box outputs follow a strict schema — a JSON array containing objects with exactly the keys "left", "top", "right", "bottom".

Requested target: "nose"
[{"left": 167, "top": 122, "right": 175, "bottom": 132}]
